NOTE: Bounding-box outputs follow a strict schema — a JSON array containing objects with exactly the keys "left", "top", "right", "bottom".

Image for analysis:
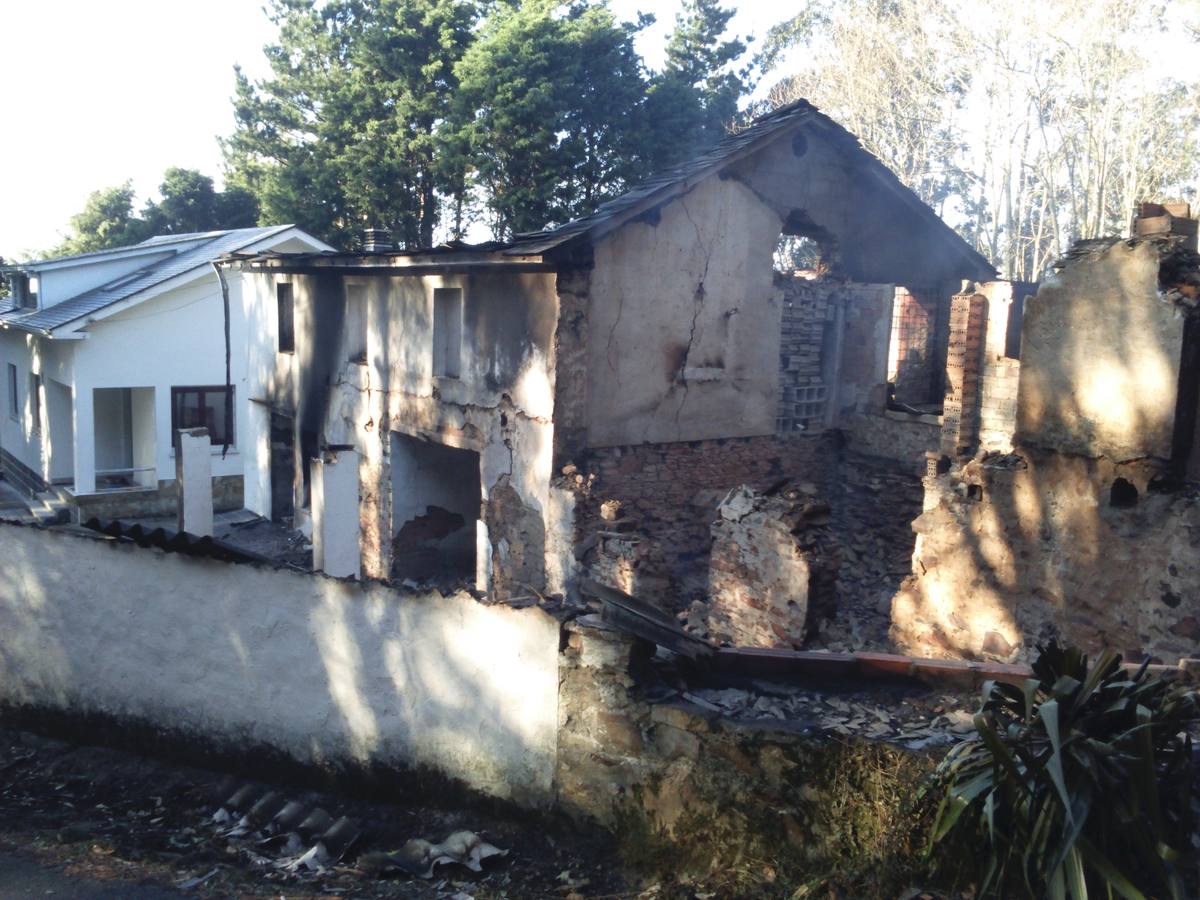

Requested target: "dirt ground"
[{"left": 0, "top": 727, "right": 646, "bottom": 899}]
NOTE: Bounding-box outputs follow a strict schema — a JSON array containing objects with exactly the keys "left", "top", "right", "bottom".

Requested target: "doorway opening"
[
  {"left": 269, "top": 411, "right": 296, "bottom": 522},
  {"left": 390, "top": 432, "right": 481, "bottom": 585}
]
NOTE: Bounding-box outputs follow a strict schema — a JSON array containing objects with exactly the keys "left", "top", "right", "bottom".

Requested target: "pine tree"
[{"left": 444, "top": 0, "right": 653, "bottom": 238}]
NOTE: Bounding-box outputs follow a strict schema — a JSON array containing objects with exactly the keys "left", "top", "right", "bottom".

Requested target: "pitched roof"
[
  {"left": 505, "top": 99, "right": 995, "bottom": 278},
  {"left": 8, "top": 231, "right": 225, "bottom": 270},
  {"left": 0, "top": 226, "right": 294, "bottom": 336}
]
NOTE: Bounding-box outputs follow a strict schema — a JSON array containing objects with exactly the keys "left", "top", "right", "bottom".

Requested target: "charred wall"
[
  {"left": 893, "top": 243, "right": 1200, "bottom": 664},
  {"left": 251, "top": 265, "right": 568, "bottom": 597},
  {"left": 893, "top": 450, "right": 1200, "bottom": 664}
]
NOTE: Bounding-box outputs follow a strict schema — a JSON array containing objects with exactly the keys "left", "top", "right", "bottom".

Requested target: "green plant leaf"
[
  {"left": 1076, "top": 835, "right": 1147, "bottom": 900},
  {"left": 1065, "top": 846, "right": 1088, "bottom": 899},
  {"left": 1039, "top": 699, "right": 1074, "bottom": 823}
]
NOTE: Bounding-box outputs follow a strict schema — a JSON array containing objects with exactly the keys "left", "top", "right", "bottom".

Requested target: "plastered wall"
[{"left": 0, "top": 522, "right": 562, "bottom": 807}]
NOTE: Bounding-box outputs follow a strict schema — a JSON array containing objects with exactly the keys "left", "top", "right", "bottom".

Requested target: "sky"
[{"left": 0, "top": 1, "right": 789, "bottom": 261}]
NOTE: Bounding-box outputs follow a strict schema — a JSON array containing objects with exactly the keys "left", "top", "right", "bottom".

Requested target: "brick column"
[{"left": 941, "top": 292, "right": 988, "bottom": 457}]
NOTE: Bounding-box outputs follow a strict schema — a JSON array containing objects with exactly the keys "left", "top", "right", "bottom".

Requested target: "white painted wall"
[
  {"left": 44, "top": 379, "right": 73, "bottom": 482},
  {"left": 0, "top": 522, "right": 561, "bottom": 807},
  {"left": 0, "top": 329, "right": 73, "bottom": 483},
  {"left": 72, "top": 277, "right": 245, "bottom": 493},
  {"left": 35, "top": 248, "right": 180, "bottom": 307}
]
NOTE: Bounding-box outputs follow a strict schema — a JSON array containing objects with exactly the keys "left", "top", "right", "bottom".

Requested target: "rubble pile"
[
  {"left": 683, "top": 682, "right": 976, "bottom": 751},
  {"left": 696, "top": 484, "right": 837, "bottom": 648},
  {"left": 815, "top": 456, "right": 925, "bottom": 651},
  {"left": 0, "top": 727, "right": 629, "bottom": 898}
]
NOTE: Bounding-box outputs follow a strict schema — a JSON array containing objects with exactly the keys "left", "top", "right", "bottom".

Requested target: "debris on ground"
[{"left": 0, "top": 726, "right": 628, "bottom": 898}]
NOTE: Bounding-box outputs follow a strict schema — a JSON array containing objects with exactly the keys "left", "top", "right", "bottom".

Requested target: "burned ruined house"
[
  {"left": 223, "top": 100, "right": 994, "bottom": 607},
  {"left": 894, "top": 207, "right": 1200, "bottom": 665}
]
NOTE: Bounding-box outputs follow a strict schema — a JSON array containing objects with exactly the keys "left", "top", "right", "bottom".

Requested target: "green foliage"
[
  {"left": 223, "top": 0, "right": 478, "bottom": 248},
  {"left": 655, "top": 0, "right": 752, "bottom": 159},
  {"left": 57, "top": 182, "right": 144, "bottom": 255},
  {"left": 54, "top": 168, "right": 262, "bottom": 257},
  {"left": 443, "top": 0, "right": 652, "bottom": 237},
  {"left": 141, "top": 167, "right": 260, "bottom": 236},
  {"left": 929, "top": 642, "right": 1199, "bottom": 898},
  {"left": 228, "top": 0, "right": 753, "bottom": 244}
]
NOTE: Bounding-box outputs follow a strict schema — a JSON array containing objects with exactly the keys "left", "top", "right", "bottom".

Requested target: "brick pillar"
[
  {"left": 175, "top": 428, "right": 213, "bottom": 537},
  {"left": 941, "top": 292, "right": 988, "bottom": 457}
]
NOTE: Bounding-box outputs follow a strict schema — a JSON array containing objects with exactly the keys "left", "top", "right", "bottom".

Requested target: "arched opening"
[
  {"left": 1110, "top": 478, "right": 1139, "bottom": 508},
  {"left": 774, "top": 209, "right": 839, "bottom": 278}
]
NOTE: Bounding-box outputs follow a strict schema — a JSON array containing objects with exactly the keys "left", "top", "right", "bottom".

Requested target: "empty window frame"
[
  {"left": 6, "top": 364, "right": 16, "bottom": 421},
  {"left": 345, "top": 284, "right": 368, "bottom": 363},
  {"left": 277, "top": 282, "right": 295, "bottom": 354},
  {"left": 432, "top": 287, "right": 463, "bottom": 378},
  {"left": 29, "top": 373, "right": 41, "bottom": 433},
  {"left": 171, "top": 386, "right": 235, "bottom": 446}
]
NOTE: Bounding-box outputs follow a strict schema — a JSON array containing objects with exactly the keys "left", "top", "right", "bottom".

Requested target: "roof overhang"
[{"left": 30, "top": 225, "right": 333, "bottom": 338}]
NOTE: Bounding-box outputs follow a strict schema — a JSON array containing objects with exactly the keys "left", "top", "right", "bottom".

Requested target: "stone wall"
[
  {"left": 556, "top": 618, "right": 938, "bottom": 892},
  {"left": 892, "top": 449, "right": 1200, "bottom": 664},
  {"left": 1017, "top": 239, "right": 1197, "bottom": 463},
  {"left": 703, "top": 485, "right": 835, "bottom": 648},
  {"left": 841, "top": 412, "right": 939, "bottom": 474},
  {"left": 70, "top": 474, "right": 244, "bottom": 522}
]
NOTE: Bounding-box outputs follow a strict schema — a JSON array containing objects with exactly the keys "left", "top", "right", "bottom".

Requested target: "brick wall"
[
  {"left": 888, "top": 288, "right": 942, "bottom": 407},
  {"left": 572, "top": 433, "right": 838, "bottom": 601},
  {"left": 941, "top": 292, "right": 988, "bottom": 456},
  {"left": 777, "top": 277, "right": 837, "bottom": 432},
  {"left": 938, "top": 282, "right": 1025, "bottom": 458}
]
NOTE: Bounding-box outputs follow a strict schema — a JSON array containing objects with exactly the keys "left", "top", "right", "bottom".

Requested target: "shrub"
[{"left": 928, "top": 642, "right": 1199, "bottom": 899}]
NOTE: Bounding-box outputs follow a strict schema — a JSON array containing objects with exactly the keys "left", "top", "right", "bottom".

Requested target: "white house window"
[
  {"left": 6, "top": 364, "right": 17, "bottom": 420},
  {"left": 172, "top": 386, "right": 234, "bottom": 446},
  {"left": 30, "top": 374, "right": 41, "bottom": 433},
  {"left": 277, "top": 282, "right": 295, "bottom": 354},
  {"left": 432, "top": 287, "right": 463, "bottom": 379}
]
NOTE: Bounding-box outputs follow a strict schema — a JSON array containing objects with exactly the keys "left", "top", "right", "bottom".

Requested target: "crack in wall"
[{"left": 674, "top": 197, "right": 717, "bottom": 436}]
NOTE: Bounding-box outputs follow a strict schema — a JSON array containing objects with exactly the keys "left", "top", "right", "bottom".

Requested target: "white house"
[{"left": 0, "top": 226, "right": 331, "bottom": 520}]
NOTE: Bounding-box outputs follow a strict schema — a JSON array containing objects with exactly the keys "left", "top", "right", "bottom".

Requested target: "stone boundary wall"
[
  {"left": 0, "top": 520, "right": 561, "bottom": 807},
  {"left": 69, "top": 474, "right": 244, "bottom": 522}
]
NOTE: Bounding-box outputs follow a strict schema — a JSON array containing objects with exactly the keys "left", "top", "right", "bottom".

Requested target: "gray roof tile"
[
  {"left": 505, "top": 99, "right": 994, "bottom": 277},
  {"left": 0, "top": 226, "right": 292, "bottom": 335}
]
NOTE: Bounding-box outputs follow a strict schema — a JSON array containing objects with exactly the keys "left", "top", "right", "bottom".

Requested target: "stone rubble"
[{"left": 680, "top": 681, "right": 977, "bottom": 752}]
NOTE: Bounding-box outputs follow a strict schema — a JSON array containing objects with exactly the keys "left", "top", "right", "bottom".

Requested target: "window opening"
[
  {"left": 277, "top": 282, "right": 295, "bottom": 354},
  {"left": 6, "top": 364, "right": 16, "bottom": 420},
  {"left": 433, "top": 287, "right": 463, "bottom": 378},
  {"left": 171, "top": 386, "right": 234, "bottom": 446},
  {"left": 30, "top": 374, "right": 41, "bottom": 433}
]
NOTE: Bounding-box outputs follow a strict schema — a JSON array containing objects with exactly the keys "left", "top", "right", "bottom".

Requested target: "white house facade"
[{"left": 0, "top": 226, "right": 331, "bottom": 520}]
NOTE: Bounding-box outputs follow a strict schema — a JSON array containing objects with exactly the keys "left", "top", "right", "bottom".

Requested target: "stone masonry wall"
[
  {"left": 556, "top": 618, "right": 938, "bottom": 891},
  {"left": 892, "top": 449, "right": 1200, "bottom": 664}
]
